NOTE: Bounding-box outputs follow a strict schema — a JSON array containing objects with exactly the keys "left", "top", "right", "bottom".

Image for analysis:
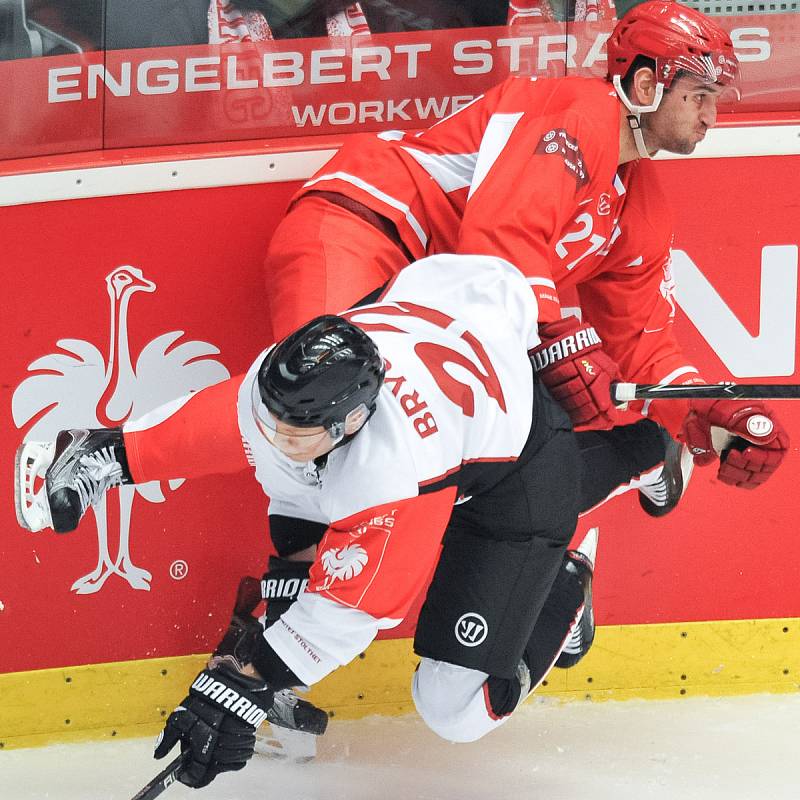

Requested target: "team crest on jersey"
[
  {"left": 309, "top": 512, "right": 397, "bottom": 607},
  {"left": 642, "top": 253, "right": 679, "bottom": 335},
  {"left": 535, "top": 128, "right": 589, "bottom": 188},
  {"left": 319, "top": 544, "right": 369, "bottom": 587}
]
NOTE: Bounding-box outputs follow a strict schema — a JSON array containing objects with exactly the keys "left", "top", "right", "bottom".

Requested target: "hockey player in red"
[
  {"left": 263, "top": 0, "right": 786, "bottom": 494},
  {"left": 22, "top": 255, "right": 603, "bottom": 787}
]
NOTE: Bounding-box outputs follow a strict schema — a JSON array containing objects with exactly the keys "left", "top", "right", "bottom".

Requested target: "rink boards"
[
  {"left": 2, "top": 125, "right": 800, "bottom": 749},
  {"left": 2, "top": 616, "right": 799, "bottom": 749}
]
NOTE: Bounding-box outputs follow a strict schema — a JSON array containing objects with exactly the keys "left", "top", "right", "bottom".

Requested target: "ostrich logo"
[{"left": 11, "top": 266, "right": 230, "bottom": 594}]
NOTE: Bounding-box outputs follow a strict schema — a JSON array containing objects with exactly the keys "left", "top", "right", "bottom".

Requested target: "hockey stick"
[
  {"left": 612, "top": 382, "right": 800, "bottom": 403},
  {"left": 129, "top": 754, "right": 186, "bottom": 800}
]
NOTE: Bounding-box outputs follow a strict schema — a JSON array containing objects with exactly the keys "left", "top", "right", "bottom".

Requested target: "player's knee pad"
[
  {"left": 261, "top": 556, "right": 312, "bottom": 628},
  {"left": 412, "top": 659, "right": 503, "bottom": 743}
]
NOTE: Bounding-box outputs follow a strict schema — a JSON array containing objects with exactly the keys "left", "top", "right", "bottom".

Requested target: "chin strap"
[
  {"left": 612, "top": 74, "right": 665, "bottom": 160},
  {"left": 626, "top": 114, "right": 652, "bottom": 160}
]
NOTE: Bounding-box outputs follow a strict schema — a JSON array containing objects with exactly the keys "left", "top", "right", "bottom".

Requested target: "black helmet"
[{"left": 254, "top": 315, "right": 385, "bottom": 440}]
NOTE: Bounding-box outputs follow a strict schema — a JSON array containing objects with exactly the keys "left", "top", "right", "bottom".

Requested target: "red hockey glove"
[
  {"left": 681, "top": 399, "right": 789, "bottom": 489},
  {"left": 530, "top": 317, "right": 621, "bottom": 430}
]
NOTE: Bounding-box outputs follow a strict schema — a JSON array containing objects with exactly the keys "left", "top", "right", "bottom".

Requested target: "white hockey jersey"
[{"left": 233, "top": 254, "right": 544, "bottom": 685}]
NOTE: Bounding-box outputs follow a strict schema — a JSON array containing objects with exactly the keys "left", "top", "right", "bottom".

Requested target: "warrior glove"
[
  {"left": 530, "top": 317, "right": 621, "bottom": 430},
  {"left": 155, "top": 576, "right": 329, "bottom": 789},
  {"left": 682, "top": 399, "right": 788, "bottom": 489},
  {"left": 154, "top": 665, "right": 274, "bottom": 789}
]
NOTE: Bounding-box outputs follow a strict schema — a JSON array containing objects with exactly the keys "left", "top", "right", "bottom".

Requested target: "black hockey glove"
[
  {"left": 215, "top": 575, "right": 329, "bottom": 736},
  {"left": 154, "top": 665, "right": 273, "bottom": 789}
]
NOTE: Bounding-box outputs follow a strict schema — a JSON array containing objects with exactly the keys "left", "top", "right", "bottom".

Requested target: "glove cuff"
[{"left": 531, "top": 321, "right": 601, "bottom": 373}]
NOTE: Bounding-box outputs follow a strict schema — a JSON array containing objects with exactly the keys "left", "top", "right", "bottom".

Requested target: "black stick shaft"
[
  {"left": 612, "top": 382, "right": 800, "bottom": 402},
  {"left": 130, "top": 755, "right": 185, "bottom": 800}
]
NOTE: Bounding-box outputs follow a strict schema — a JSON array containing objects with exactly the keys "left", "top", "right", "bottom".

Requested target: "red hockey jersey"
[{"left": 295, "top": 75, "right": 701, "bottom": 433}]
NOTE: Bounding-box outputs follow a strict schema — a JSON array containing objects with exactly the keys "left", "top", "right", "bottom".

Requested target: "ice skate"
[
  {"left": 517, "top": 527, "right": 599, "bottom": 700},
  {"left": 638, "top": 433, "right": 693, "bottom": 517},
  {"left": 555, "top": 527, "right": 598, "bottom": 668},
  {"left": 254, "top": 684, "right": 329, "bottom": 762},
  {"left": 14, "top": 428, "right": 132, "bottom": 534}
]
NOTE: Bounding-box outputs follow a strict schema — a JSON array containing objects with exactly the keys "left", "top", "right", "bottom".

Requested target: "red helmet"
[{"left": 607, "top": 1, "right": 738, "bottom": 90}]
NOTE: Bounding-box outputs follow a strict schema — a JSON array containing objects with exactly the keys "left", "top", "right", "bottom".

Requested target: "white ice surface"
[{"left": 4, "top": 693, "right": 800, "bottom": 800}]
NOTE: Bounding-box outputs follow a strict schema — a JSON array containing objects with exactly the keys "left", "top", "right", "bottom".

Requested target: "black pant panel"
[
  {"left": 575, "top": 420, "right": 666, "bottom": 513},
  {"left": 413, "top": 428, "right": 580, "bottom": 678}
]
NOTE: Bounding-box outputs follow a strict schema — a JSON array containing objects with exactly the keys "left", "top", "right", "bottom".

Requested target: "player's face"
[
  {"left": 256, "top": 415, "right": 337, "bottom": 462},
  {"left": 644, "top": 76, "right": 723, "bottom": 155}
]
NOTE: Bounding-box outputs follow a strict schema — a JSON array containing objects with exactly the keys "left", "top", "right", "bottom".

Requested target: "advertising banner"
[
  {"left": 3, "top": 16, "right": 800, "bottom": 161},
  {"left": 1, "top": 181, "right": 295, "bottom": 672},
  {"left": 2, "top": 151, "right": 799, "bottom": 675}
]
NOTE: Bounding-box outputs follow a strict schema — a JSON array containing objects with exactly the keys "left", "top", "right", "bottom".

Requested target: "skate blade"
[
  {"left": 575, "top": 527, "right": 598, "bottom": 569},
  {"left": 679, "top": 442, "right": 695, "bottom": 490},
  {"left": 14, "top": 441, "right": 55, "bottom": 532},
  {"left": 255, "top": 724, "right": 317, "bottom": 763}
]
